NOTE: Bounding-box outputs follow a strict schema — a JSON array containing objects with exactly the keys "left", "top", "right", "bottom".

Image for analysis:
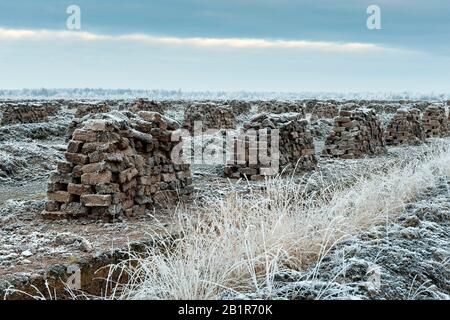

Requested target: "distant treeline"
[{"left": 0, "top": 88, "right": 448, "bottom": 101}]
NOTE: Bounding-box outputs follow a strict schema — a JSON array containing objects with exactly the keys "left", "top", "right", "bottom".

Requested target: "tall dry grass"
[{"left": 108, "top": 141, "right": 450, "bottom": 300}]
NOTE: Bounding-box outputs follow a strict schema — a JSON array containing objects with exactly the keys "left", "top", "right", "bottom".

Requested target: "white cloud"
[
  {"left": 0, "top": 27, "right": 390, "bottom": 52},
  {"left": 0, "top": 28, "right": 106, "bottom": 41}
]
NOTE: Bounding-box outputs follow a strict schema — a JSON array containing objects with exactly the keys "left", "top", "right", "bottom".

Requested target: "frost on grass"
[
  {"left": 106, "top": 140, "right": 450, "bottom": 300},
  {"left": 229, "top": 178, "right": 450, "bottom": 300}
]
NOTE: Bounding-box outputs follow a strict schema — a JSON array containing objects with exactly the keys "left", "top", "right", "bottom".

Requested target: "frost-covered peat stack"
[
  {"left": 66, "top": 102, "right": 114, "bottom": 140},
  {"left": 183, "top": 102, "right": 236, "bottom": 132},
  {"left": 412, "top": 101, "right": 431, "bottom": 112},
  {"left": 0, "top": 102, "right": 60, "bottom": 125},
  {"left": 422, "top": 105, "right": 448, "bottom": 138},
  {"left": 323, "top": 108, "right": 386, "bottom": 159},
  {"left": 122, "top": 98, "right": 167, "bottom": 115},
  {"left": 340, "top": 102, "right": 360, "bottom": 112},
  {"left": 42, "top": 111, "right": 192, "bottom": 221},
  {"left": 367, "top": 103, "right": 399, "bottom": 114},
  {"left": 224, "top": 113, "right": 317, "bottom": 180},
  {"left": 73, "top": 102, "right": 112, "bottom": 119},
  {"left": 258, "top": 101, "right": 306, "bottom": 117},
  {"left": 384, "top": 108, "right": 424, "bottom": 146},
  {"left": 310, "top": 102, "right": 339, "bottom": 120},
  {"left": 225, "top": 100, "right": 252, "bottom": 116}
]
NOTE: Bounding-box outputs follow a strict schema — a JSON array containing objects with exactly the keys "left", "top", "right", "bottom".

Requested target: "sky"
[{"left": 0, "top": 0, "right": 449, "bottom": 92}]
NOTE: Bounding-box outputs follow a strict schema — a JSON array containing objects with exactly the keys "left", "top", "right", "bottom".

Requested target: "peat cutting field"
[{"left": 0, "top": 98, "right": 449, "bottom": 300}]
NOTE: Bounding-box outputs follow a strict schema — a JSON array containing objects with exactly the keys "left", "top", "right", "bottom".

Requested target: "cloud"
[
  {"left": 0, "top": 28, "right": 106, "bottom": 41},
  {"left": 0, "top": 27, "right": 390, "bottom": 52}
]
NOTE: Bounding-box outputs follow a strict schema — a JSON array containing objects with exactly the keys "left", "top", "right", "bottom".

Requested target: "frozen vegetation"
[{"left": 0, "top": 88, "right": 449, "bottom": 101}]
